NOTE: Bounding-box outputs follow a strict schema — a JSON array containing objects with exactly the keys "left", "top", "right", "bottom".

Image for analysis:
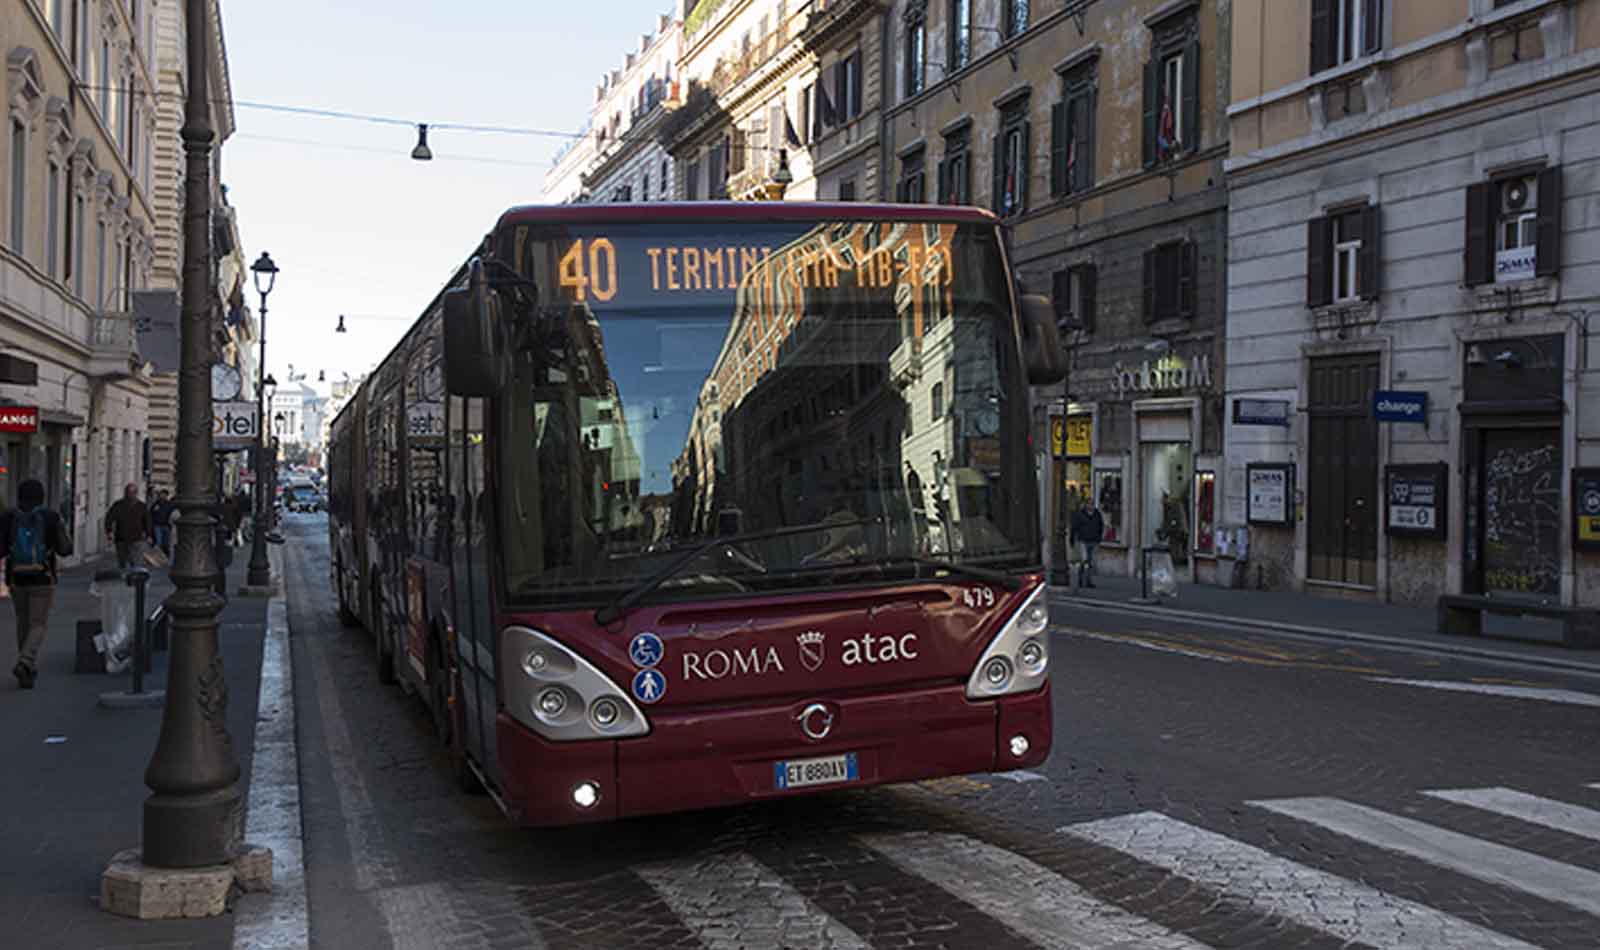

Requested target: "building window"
[
  {"left": 992, "top": 101, "right": 1030, "bottom": 217},
  {"left": 9, "top": 121, "right": 25, "bottom": 255},
  {"left": 839, "top": 179, "right": 857, "bottom": 201},
  {"left": 1142, "top": 240, "right": 1196, "bottom": 323},
  {"left": 938, "top": 128, "right": 971, "bottom": 204},
  {"left": 46, "top": 161, "right": 59, "bottom": 279},
  {"left": 834, "top": 51, "right": 864, "bottom": 122},
  {"left": 905, "top": 14, "right": 927, "bottom": 98},
  {"left": 898, "top": 149, "right": 926, "bottom": 202},
  {"left": 48, "top": 0, "right": 66, "bottom": 37},
  {"left": 1004, "top": 0, "right": 1030, "bottom": 39},
  {"left": 660, "top": 159, "right": 669, "bottom": 197},
  {"left": 707, "top": 140, "right": 728, "bottom": 199},
  {"left": 685, "top": 158, "right": 700, "bottom": 200},
  {"left": 76, "top": 0, "right": 90, "bottom": 72},
  {"left": 96, "top": 218, "right": 106, "bottom": 310},
  {"left": 1465, "top": 168, "right": 1561, "bottom": 285},
  {"left": 1051, "top": 65, "right": 1096, "bottom": 196},
  {"left": 1143, "top": 16, "right": 1199, "bottom": 167},
  {"left": 949, "top": 0, "right": 972, "bottom": 70},
  {"left": 800, "top": 83, "right": 815, "bottom": 142},
  {"left": 1311, "top": 0, "right": 1382, "bottom": 73},
  {"left": 72, "top": 193, "right": 84, "bottom": 296},
  {"left": 931, "top": 382, "right": 944, "bottom": 421},
  {"left": 612, "top": 185, "right": 631, "bottom": 202},
  {"left": 1052, "top": 263, "right": 1096, "bottom": 333},
  {"left": 99, "top": 40, "right": 110, "bottom": 118},
  {"left": 1307, "top": 204, "right": 1380, "bottom": 307},
  {"left": 641, "top": 174, "right": 649, "bottom": 202}
]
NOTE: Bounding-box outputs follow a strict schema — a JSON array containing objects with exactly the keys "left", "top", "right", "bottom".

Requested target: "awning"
[{"left": 39, "top": 408, "right": 86, "bottom": 427}]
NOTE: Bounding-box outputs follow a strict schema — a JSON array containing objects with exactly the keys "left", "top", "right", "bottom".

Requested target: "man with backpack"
[
  {"left": 149, "top": 490, "right": 176, "bottom": 559},
  {"left": 1, "top": 479, "right": 74, "bottom": 688}
]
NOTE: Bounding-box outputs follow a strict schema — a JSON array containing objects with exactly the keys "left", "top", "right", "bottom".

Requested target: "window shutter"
[
  {"left": 1019, "top": 120, "right": 1032, "bottom": 211},
  {"left": 1310, "top": 0, "right": 1334, "bottom": 74},
  {"left": 896, "top": 177, "right": 908, "bottom": 203},
  {"left": 1142, "top": 248, "right": 1157, "bottom": 322},
  {"left": 1142, "top": 60, "right": 1158, "bottom": 168},
  {"left": 960, "top": 152, "right": 972, "bottom": 204},
  {"left": 1463, "top": 181, "right": 1492, "bottom": 286},
  {"left": 1050, "top": 100, "right": 1067, "bottom": 197},
  {"left": 1362, "top": 0, "right": 1383, "bottom": 56},
  {"left": 1080, "top": 264, "right": 1097, "bottom": 333},
  {"left": 1359, "top": 204, "right": 1381, "bottom": 300},
  {"left": 1075, "top": 90, "right": 1095, "bottom": 192},
  {"left": 850, "top": 51, "right": 864, "bottom": 116},
  {"left": 1536, "top": 166, "right": 1562, "bottom": 277},
  {"left": 937, "top": 157, "right": 951, "bottom": 203},
  {"left": 1181, "top": 40, "right": 1200, "bottom": 155},
  {"left": 1051, "top": 269, "right": 1072, "bottom": 325},
  {"left": 1179, "top": 241, "right": 1197, "bottom": 319},
  {"left": 1306, "top": 216, "right": 1332, "bottom": 307},
  {"left": 992, "top": 134, "right": 1005, "bottom": 214}
]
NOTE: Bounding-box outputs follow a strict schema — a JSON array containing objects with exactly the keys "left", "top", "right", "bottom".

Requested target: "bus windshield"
[{"left": 492, "top": 217, "right": 1038, "bottom": 605}]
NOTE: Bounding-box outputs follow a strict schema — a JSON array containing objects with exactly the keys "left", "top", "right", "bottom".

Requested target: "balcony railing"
[{"left": 88, "top": 315, "right": 140, "bottom": 380}]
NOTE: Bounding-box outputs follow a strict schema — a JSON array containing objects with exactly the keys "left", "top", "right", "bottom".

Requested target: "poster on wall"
[
  {"left": 1093, "top": 468, "right": 1123, "bottom": 544},
  {"left": 1194, "top": 471, "right": 1216, "bottom": 554},
  {"left": 1385, "top": 463, "right": 1447, "bottom": 539},
  {"left": 1575, "top": 468, "right": 1600, "bottom": 552},
  {"left": 1246, "top": 463, "right": 1293, "bottom": 526}
]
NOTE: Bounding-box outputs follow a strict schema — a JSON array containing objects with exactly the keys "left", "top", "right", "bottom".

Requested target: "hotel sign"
[{"left": 1113, "top": 354, "right": 1213, "bottom": 397}]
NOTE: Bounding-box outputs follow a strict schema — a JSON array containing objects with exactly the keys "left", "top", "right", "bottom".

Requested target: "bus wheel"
[{"left": 374, "top": 591, "right": 396, "bottom": 685}]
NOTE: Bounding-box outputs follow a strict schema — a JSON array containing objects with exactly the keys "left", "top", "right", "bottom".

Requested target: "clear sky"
[{"left": 218, "top": 1, "right": 675, "bottom": 395}]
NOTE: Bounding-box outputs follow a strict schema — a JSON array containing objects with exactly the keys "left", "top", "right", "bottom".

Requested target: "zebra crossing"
[{"left": 623, "top": 779, "right": 1600, "bottom": 950}]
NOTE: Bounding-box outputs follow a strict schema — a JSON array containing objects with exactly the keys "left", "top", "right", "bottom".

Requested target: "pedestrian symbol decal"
[
  {"left": 632, "top": 669, "right": 666, "bottom": 704},
  {"left": 629, "top": 632, "right": 664, "bottom": 668}
]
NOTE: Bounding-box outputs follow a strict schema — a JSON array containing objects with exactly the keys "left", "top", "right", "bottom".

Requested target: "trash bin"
[{"left": 91, "top": 569, "right": 136, "bottom": 674}]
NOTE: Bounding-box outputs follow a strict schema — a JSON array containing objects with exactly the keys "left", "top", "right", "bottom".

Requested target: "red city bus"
[{"left": 327, "top": 202, "right": 1065, "bottom": 826}]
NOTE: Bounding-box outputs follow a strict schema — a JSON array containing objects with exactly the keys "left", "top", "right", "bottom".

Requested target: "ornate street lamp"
[{"left": 244, "top": 251, "right": 278, "bottom": 589}]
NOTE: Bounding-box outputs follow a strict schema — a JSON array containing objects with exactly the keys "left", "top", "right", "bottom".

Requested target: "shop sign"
[
  {"left": 1374, "top": 390, "right": 1427, "bottom": 423},
  {"left": 1246, "top": 462, "right": 1293, "bottom": 527},
  {"left": 1065, "top": 415, "right": 1092, "bottom": 457},
  {"left": 1385, "top": 463, "right": 1447, "bottom": 540},
  {"left": 1233, "top": 398, "right": 1291, "bottom": 427},
  {"left": 967, "top": 437, "right": 1001, "bottom": 471},
  {"left": 407, "top": 402, "right": 446, "bottom": 443},
  {"left": 1495, "top": 247, "right": 1535, "bottom": 283},
  {"left": 1112, "top": 354, "right": 1213, "bottom": 397},
  {"left": 212, "top": 401, "right": 259, "bottom": 448},
  {"left": 0, "top": 406, "right": 40, "bottom": 433},
  {"left": 1575, "top": 468, "right": 1600, "bottom": 552},
  {"left": 1049, "top": 417, "right": 1065, "bottom": 458}
]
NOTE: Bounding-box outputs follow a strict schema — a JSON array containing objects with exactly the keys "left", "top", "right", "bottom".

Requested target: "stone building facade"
[
  {"left": 883, "top": 0, "right": 1233, "bottom": 581},
  {"left": 1226, "top": 0, "right": 1600, "bottom": 610}
]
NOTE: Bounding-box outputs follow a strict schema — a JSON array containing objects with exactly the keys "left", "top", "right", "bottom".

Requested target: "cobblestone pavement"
[{"left": 280, "top": 516, "right": 1600, "bottom": 950}]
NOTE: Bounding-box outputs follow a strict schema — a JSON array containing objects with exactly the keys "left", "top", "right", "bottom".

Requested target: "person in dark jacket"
[
  {"left": 105, "top": 483, "right": 152, "bottom": 568},
  {"left": 1, "top": 479, "right": 74, "bottom": 688},
  {"left": 1069, "top": 499, "right": 1105, "bottom": 588},
  {"left": 149, "top": 490, "right": 176, "bottom": 558}
]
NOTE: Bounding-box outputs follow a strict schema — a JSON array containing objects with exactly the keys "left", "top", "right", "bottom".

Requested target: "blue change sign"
[{"left": 1374, "top": 390, "right": 1428, "bottom": 424}]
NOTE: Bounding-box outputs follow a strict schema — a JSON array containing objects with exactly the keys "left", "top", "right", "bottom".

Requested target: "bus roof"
[{"left": 495, "top": 201, "right": 999, "bottom": 231}]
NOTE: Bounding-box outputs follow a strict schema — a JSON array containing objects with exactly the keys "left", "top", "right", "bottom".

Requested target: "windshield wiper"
[
  {"left": 593, "top": 519, "right": 875, "bottom": 626},
  {"left": 839, "top": 554, "right": 1023, "bottom": 590}
]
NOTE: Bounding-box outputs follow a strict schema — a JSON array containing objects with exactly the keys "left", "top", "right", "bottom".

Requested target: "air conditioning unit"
[{"left": 1502, "top": 176, "right": 1533, "bottom": 213}]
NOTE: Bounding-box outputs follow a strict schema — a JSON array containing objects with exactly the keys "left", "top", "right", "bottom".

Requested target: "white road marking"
[
  {"left": 1063, "top": 628, "right": 1239, "bottom": 663},
  {"left": 992, "top": 769, "right": 1049, "bottom": 783},
  {"left": 233, "top": 553, "right": 309, "bottom": 950},
  {"left": 1252, "top": 796, "right": 1600, "bottom": 916},
  {"left": 1424, "top": 787, "right": 1600, "bottom": 842},
  {"left": 860, "top": 831, "right": 1208, "bottom": 950},
  {"left": 1063, "top": 811, "right": 1537, "bottom": 950},
  {"left": 637, "top": 852, "right": 868, "bottom": 950},
  {"left": 1368, "top": 677, "right": 1600, "bottom": 708}
]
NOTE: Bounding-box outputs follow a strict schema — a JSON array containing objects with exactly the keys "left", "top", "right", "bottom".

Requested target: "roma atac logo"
[{"left": 797, "top": 631, "right": 825, "bottom": 672}]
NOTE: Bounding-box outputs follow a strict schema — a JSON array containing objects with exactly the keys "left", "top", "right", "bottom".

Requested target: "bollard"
[{"left": 98, "top": 567, "right": 165, "bottom": 709}]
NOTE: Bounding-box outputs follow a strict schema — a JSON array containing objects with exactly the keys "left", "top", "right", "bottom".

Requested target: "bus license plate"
[{"left": 774, "top": 752, "right": 859, "bottom": 790}]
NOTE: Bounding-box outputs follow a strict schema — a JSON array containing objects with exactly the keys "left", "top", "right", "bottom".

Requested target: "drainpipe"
[{"left": 878, "top": 5, "right": 892, "bottom": 201}]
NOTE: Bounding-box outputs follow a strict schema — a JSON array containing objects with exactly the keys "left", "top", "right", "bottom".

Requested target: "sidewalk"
[
  {"left": 1052, "top": 572, "right": 1600, "bottom": 674},
  {"left": 0, "top": 549, "right": 269, "bottom": 950}
]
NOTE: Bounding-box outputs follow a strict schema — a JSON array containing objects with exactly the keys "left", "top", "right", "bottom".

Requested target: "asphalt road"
[{"left": 280, "top": 514, "right": 1600, "bottom": 950}]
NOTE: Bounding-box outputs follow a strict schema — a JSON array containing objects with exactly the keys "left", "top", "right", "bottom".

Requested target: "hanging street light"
[{"left": 412, "top": 123, "right": 433, "bottom": 161}]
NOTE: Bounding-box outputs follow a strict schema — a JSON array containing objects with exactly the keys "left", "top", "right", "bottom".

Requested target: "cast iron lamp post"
[
  {"left": 139, "top": 0, "right": 242, "bottom": 869},
  {"left": 244, "top": 251, "right": 278, "bottom": 588}
]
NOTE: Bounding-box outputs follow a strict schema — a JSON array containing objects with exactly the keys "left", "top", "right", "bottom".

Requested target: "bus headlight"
[
  {"left": 501, "top": 627, "right": 650, "bottom": 741},
  {"left": 966, "top": 584, "right": 1051, "bottom": 699}
]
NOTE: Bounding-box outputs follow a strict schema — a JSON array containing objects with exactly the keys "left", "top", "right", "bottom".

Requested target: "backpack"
[{"left": 10, "top": 508, "right": 50, "bottom": 575}]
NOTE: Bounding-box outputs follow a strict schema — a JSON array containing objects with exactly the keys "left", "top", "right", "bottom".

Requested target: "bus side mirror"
[
  {"left": 1019, "top": 292, "right": 1067, "bottom": 386},
  {"left": 443, "top": 258, "right": 504, "bottom": 398}
]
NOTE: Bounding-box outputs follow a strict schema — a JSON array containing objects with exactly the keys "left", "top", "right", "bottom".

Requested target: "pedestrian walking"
[
  {"left": 1069, "top": 498, "right": 1105, "bottom": 588},
  {"left": 105, "top": 483, "right": 152, "bottom": 569},
  {"left": 0, "top": 479, "right": 74, "bottom": 688},
  {"left": 149, "top": 490, "right": 176, "bottom": 558}
]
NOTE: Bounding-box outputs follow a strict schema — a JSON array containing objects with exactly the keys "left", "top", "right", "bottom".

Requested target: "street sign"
[
  {"left": 1374, "top": 390, "right": 1427, "bottom": 423},
  {"left": 1233, "top": 398, "right": 1291, "bottom": 427},
  {"left": 213, "top": 401, "right": 259, "bottom": 448},
  {"left": 1385, "top": 463, "right": 1447, "bottom": 540},
  {"left": 1575, "top": 468, "right": 1600, "bottom": 552},
  {"left": 0, "top": 406, "right": 40, "bottom": 433}
]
